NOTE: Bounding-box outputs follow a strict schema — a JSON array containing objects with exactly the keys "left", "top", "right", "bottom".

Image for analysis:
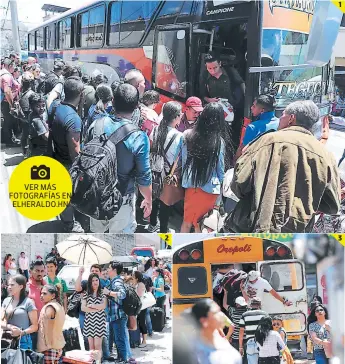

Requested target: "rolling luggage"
[
  {"left": 129, "top": 327, "right": 141, "bottom": 348},
  {"left": 150, "top": 307, "right": 165, "bottom": 332},
  {"left": 63, "top": 328, "right": 82, "bottom": 353}
]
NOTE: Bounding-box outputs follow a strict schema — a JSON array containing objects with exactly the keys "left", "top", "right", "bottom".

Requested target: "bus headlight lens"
[
  {"left": 179, "top": 249, "right": 190, "bottom": 261},
  {"left": 266, "top": 246, "right": 276, "bottom": 257},
  {"left": 191, "top": 249, "right": 202, "bottom": 260}
]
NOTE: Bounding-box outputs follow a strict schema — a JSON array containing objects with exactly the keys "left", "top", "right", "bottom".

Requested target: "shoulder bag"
[
  {"left": 140, "top": 285, "right": 156, "bottom": 311},
  {"left": 160, "top": 148, "right": 184, "bottom": 206}
]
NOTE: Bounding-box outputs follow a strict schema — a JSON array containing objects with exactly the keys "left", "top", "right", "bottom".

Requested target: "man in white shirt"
[
  {"left": 18, "top": 252, "right": 29, "bottom": 280},
  {"left": 242, "top": 271, "right": 292, "bottom": 307}
]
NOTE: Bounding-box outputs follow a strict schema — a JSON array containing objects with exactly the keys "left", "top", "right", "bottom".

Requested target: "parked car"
[{"left": 57, "top": 264, "right": 91, "bottom": 294}]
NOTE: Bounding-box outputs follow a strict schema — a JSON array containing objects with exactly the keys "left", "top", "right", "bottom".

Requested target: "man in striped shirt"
[
  {"left": 239, "top": 297, "right": 267, "bottom": 364},
  {"left": 227, "top": 296, "right": 249, "bottom": 352}
]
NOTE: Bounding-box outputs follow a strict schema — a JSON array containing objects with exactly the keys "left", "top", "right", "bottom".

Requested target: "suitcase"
[
  {"left": 129, "top": 327, "right": 141, "bottom": 348},
  {"left": 150, "top": 307, "right": 165, "bottom": 332},
  {"left": 63, "top": 328, "right": 82, "bottom": 354}
]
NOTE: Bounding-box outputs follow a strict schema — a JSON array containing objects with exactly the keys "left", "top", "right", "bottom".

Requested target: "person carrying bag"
[{"left": 148, "top": 101, "right": 184, "bottom": 233}]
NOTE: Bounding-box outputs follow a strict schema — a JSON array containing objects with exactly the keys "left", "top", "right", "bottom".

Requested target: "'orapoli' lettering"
[{"left": 217, "top": 244, "right": 252, "bottom": 255}]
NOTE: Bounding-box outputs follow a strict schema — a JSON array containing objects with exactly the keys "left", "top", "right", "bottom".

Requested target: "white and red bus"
[{"left": 28, "top": 0, "right": 340, "bottom": 138}]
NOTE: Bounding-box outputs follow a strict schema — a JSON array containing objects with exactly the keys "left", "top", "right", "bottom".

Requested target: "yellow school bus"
[{"left": 173, "top": 235, "right": 308, "bottom": 353}]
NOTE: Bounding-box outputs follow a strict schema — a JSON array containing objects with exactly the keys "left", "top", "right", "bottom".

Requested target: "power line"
[{"left": 1, "top": 0, "right": 10, "bottom": 31}]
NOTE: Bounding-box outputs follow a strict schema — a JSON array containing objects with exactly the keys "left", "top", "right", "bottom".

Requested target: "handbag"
[
  {"left": 140, "top": 292, "right": 156, "bottom": 311},
  {"left": 160, "top": 151, "right": 184, "bottom": 206},
  {"left": 67, "top": 291, "right": 82, "bottom": 318}
]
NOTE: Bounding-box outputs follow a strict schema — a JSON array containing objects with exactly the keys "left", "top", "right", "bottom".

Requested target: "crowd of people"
[
  {"left": 1, "top": 51, "right": 344, "bottom": 234},
  {"left": 1, "top": 252, "right": 172, "bottom": 364},
  {"left": 174, "top": 268, "right": 332, "bottom": 364}
]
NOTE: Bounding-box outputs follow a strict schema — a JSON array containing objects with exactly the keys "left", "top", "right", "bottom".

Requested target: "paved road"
[
  {"left": 131, "top": 319, "right": 172, "bottom": 364},
  {"left": 1, "top": 123, "right": 344, "bottom": 234}
]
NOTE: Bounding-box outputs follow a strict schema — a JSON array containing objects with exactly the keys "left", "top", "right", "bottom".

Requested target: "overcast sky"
[{"left": 1, "top": 0, "right": 87, "bottom": 28}]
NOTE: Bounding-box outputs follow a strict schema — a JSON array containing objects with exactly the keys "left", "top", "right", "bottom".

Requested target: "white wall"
[{"left": 1, "top": 234, "right": 136, "bottom": 278}]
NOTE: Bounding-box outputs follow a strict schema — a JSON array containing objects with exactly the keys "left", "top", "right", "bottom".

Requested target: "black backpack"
[
  {"left": 43, "top": 71, "right": 63, "bottom": 95},
  {"left": 69, "top": 121, "right": 139, "bottom": 220},
  {"left": 114, "top": 278, "right": 142, "bottom": 316},
  {"left": 150, "top": 129, "right": 178, "bottom": 200}
]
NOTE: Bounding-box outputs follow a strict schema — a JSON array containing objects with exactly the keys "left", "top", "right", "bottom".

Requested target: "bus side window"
[
  {"left": 120, "top": 2, "right": 160, "bottom": 46},
  {"left": 77, "top": 11, "right": 89, "bottom": 48},
  {"left": 108, "top": 1, "right": 121, "bottom": 45},
  {"left": 45, "top": 24, "right": 55, "bottom": 50},
  {"left": 29, "top": 33, "right": 35, "bottom": 51},
  {"left": 58, "top": 17, "right": 74, "bottom": 49},
  {"left": 88, "top": 5, "right": 105, "bottom": 47},
  {"left": 142, "top": 1, "right": 184, "bottom": 46},
  {"left": 35, "top": 29, "right": 44, "bottom": 51}
]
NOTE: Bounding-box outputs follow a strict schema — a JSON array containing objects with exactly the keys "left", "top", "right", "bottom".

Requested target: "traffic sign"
[{"left": 331, "top": 0, "right": 345, "bottom": 12}]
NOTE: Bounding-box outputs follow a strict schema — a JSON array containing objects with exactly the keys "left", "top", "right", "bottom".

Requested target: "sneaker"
[
  {"left": 147, "top": 223, "right": 160, "bottom": 233},
  {"left": 63, "top": 221, "right": 85, "bottom": 233}
]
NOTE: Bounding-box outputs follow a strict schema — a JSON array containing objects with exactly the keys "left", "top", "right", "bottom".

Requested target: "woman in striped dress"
[{"left": 81, "top": 273, "right": 107, "bottom": 362}]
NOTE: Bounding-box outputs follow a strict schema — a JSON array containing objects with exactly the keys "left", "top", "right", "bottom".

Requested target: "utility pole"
[{"left": 9, "top": 0, "right": 21, "bottom": 55}]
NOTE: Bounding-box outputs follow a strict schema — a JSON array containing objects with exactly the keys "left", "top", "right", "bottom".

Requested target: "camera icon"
[{"left": 31, "top": 165, "right": 51, "bottom": 180}]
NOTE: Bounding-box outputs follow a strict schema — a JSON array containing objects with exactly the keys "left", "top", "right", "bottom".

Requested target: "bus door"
[
  {"left": 152, "top": 23, "right": 193, "bottom": 103},
  {"left": 257, "top": 259, "right": 308, "bottom": 336}
]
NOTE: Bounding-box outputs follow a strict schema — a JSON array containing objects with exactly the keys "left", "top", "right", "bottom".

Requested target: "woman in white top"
[
  {"left": 148, "top": 101, "right": 183, "bottom": 233},
  {"left": 255, "top": 315, "right": 293, "bottom": 364},
  {"left": 144, "top": 258, "right": 158, "bottom": 278}
]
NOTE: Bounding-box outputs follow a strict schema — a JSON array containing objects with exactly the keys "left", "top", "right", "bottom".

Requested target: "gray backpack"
[{"left": 69, "top": 119, "right": 138, "bottom": 220}]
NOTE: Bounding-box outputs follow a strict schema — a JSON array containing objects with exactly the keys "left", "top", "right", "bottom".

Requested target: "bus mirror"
[
  {"left": 177, "top": 30, "right": 186, "bottom": 40},
  {"left": 306, "top": 0, "right": 343, "bottom": 66},
  {"left": 261, "top": 54, "right": 274, "bottom": 67}
]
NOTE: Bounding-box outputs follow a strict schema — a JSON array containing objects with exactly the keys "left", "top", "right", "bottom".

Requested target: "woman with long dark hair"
[
  {"left": 180, "top": 103, "right": 225, "bottom": 233},
  {"left": 81, "top": 273, "right": 107, "bottom": 362},
  {"left": 132, "top": 271, "right": 148, "bottom": 347},
  {"left": 144, "top": 258, "right": 158, "bottom": 278},
  {"left": 149, "top": 101, "right": 183, "bottom": 232},
  {"left": 37, "top": 285, "right": 66, "bottom": 364},
  {"left": 1, "top": 274, "right": 38, "bottom": 349},
  {"left": 307, "top": 304, "right": 331, "bottom": 364},
  {"left": 255, "top": 315, "right": 293, "bottom": 364}
]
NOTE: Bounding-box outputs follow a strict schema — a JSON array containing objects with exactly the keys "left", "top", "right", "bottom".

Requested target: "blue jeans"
[
  {"left": 102, "top": 322, "right": 111, "bottom": 359},
  {"left": 246, "top": 338, "right": 259, "bottom": 364},
  {"left": 19, "top": 335, "right": 32, "bottom": 350},
  {"left": 314, "top": 349, "right": 329, "bottom": 364},
  {"left": 146, "top": 307, "right": 153, "bottom": 335},
  {"left": 111, "top": 317, "right": 132, "bottom": 361},
  {"left": 79, "top": 312, "right": 89, "bottom": 350},
  {"left": 31, "top": 332, "right": 38, "bottom": 351}
]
